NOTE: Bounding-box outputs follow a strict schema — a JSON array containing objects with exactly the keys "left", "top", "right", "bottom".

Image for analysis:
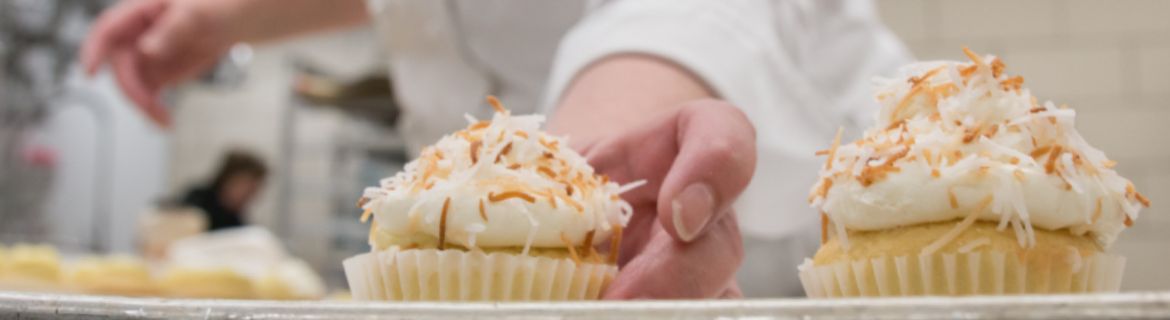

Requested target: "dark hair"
[{"left": 209, "top": 150, "right": 268, "bottom": 190}]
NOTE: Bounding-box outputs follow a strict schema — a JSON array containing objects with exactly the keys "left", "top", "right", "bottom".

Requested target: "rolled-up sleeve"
[{"left": 541, "top": 0, "right": 804, "bottom": 117}]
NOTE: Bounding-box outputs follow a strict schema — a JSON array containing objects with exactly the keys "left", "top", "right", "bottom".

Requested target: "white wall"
[
  {"left": 877, "top": 0, "right": 1170, "bottom": 291},
  {"left": 167, "top": 27, "right": 382, "bottom": 273},
  {"left": 40, "top": 70, "right": 170, "bottom": 253}
]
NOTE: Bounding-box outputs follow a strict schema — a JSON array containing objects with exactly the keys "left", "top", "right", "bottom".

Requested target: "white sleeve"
[
  {"left": 541, "top": 0, "right": 803, "bottom": 116},
  {"left": 541, "top": 0, "right": 911, "bottom": 140}
]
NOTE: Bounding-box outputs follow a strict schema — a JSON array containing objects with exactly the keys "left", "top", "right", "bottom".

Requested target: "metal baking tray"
[{"left": 2, "top": 291, "right": 1168, "bottom": 319}]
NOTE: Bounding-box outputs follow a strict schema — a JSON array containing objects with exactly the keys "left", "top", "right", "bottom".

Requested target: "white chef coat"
[{"left": 366, "top": 0, "right": 911, "bottom": 297}]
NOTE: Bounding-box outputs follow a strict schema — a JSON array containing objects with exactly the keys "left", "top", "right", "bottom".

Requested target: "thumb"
[{"left": 657, "top": 100, "right": 756, "bottom": 242}]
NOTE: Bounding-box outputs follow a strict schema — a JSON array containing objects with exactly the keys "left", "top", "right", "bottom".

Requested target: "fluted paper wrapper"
[
  {"left": 799, "top": 251, "right": 1125, "bottom": 297},
  {"left": 344, "top": 248, "right": 617, "bottom": 301}
]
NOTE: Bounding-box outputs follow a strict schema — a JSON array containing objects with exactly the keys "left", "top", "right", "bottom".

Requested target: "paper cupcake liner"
[
  {"left": 343, "top": 248, "right": 617, "bottom": 301},
  {"left": 798, "top": 251, "right": 1125, "bottom": 297}
]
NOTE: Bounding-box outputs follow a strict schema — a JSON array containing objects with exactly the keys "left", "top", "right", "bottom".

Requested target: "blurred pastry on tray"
[
  {"left": 0, "top": 244, "right": 65, "bottom": 293},
  {"left": 67, "top": 256, "right": 158, "bottom": 297}
]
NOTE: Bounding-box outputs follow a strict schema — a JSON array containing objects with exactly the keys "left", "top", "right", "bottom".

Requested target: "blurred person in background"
[
  {"left": 179, "top": 150, "right": 267, "bottom": 231},
  {"left": 81, "top": 0, "right": 909, "bottom": 298}
]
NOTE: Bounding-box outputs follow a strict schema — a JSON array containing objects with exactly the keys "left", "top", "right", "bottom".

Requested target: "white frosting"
[
  {"left": 809, "top": 50, "right": 1148, "bottom": 248},
  {"left": 362, "top": 103, "right": 636, "bottom": 251}
]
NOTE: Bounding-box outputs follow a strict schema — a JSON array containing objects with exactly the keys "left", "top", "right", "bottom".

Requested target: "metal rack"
[{"left": 2, "top": 291, "right": 1169, "bottom": 319}]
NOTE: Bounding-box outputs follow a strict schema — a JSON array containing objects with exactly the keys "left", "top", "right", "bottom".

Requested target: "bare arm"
[
  {"left": 547, "top": 54, "right": 714, "bottom": 145},
  {"left": 215, "top": 0, "right": 369, "bottom": 43}
]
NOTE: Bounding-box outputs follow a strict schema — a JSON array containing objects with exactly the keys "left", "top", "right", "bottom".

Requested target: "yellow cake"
[{"left": 799, "top": 48, "right": 1147, "bottom": 297}]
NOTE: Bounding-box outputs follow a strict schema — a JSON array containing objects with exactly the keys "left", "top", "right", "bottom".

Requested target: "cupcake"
[
  {"left": 343, "top": 97, "right": 642, "bottom": 301},
  {"left": 67, "top": 256, "right": 158, "bottom": 296},
  {"left": 799, "top": 48, "right": 1149, "bottom": 297},
  {"left": 0, "top": 244, "right": 64, "bottom": 292}
]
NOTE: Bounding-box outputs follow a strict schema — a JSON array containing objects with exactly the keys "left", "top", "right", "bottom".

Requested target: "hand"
[
  {"left": 81, "top": 0, "right": 236, "bottom": 128},
  {"left": 583, "top": 100, "right": 757, "bottom": 299}
]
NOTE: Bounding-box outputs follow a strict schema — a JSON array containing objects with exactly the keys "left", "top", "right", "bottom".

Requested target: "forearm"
[
  {"left": 548, "top": 54, "right": 715, "bottom": 146},
  {"left": 214, "top": 0, "right": 369, "bottom": 43}
]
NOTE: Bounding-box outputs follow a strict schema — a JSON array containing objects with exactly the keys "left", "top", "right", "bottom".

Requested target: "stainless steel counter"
[{"left": 2, "top": 291, "right": 1169, "bottom": 319}]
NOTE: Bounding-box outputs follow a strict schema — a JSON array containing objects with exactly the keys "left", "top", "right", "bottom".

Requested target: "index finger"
[
  {"left": 81, "top": 0, "right": 168, "bottom": 75},
  {"left": 657, "top": 100, "right": 756, "bottom": 242},
  {"left": 586, "top": 100, "right": 757, "bottom": 242}
]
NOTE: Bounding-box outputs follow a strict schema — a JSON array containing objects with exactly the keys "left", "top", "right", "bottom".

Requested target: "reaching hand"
[
  {"left": 81, "top": 0, "right": 235, "bottom": 128},
  {"left": 583, "top": 99, "right": 757, "bottom": 299}
]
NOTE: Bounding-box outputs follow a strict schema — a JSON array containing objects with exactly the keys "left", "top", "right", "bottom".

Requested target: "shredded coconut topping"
[
  {"left": 359, "top": 97, "right": 642, "bottom": 253},
  {"left": 810, "top": 47, "right": 1149, "bottom": 249}
]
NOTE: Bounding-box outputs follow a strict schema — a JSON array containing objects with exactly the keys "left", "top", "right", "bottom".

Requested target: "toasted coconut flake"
[
  {"left": 814, "top": 149, "right": 829, "bottom": 156},
  {"left": 469, "top": 120, "right": 490, "bottom": 131},
  {"left": 1045, "top": 145, "right": 1064, "bottom": 174},
  {"left": 1000, "top": 76, "right": 1024, "bottom": 91},
  {"left": 546, "top": 191, "right": 558, "bottom": 209},
  {"left": 932, "top": 168, "right": 941, "bottom": 178},
  {"left": 825, "top": 128, "right": 844, "bottom": 171},
  {"left": 469, "top": 141, "right": 482, "bottom": 164},
  {"left": 892, "top": 85, "right": 926, "bottom": 122},
  {"left": 963, "top": 126, "right": 983, "bottom": 143},
  {"left": 536, "top": 166, "right": 557, "bottom": 178},
  {"left": 583, "top": 230, "right": 596, "bottom": 260},
  {"left": 539, "top": 138, "right": 560, "bottom": 152},
  {"left": 1031, "top": 145, "right": 1052, "bottom": 159},
  {"left": 489, "top": 191, "right": 536, "bottom": 203},
  {"left": 1125, "top": 214, "right": 1134, "bottom": 227},
  {"left": 486, "top": 95, "right": 506, "bottom": 113},
  {"left": 438, "top": 197, "right": 451, "bottom": 250},
  {"left": 356, "top": 197, "right": 371, "bottom": 209},
  {"left": 515, "top": 130, "right": 529, "bottom": 139},
  {"left": 478, "top": 198, "right": 488, "bottom": 222},
  {"left": 820, "top": 212, "right": 829, "bottom": 245},
  {"left": 962, "top": 46, "right": 986, "bottom": 68},
  {"left": 360, "top": 208, "right": 373, "bottom": 223},
  {"left": 960, "top": 64, "right": 978, "bottom": 78},
  {"left": 561, "top": 233, "right": 582, "bottom": 264},
  {"left": 991, "top": 58, "right": 1006, "bottom": 77},
  {"left": 948, "top": 188, "right": 960, "bottom": 209},
  {"left": 608, "top": 224, "right": 623, "bottom": 264},
  {"left": 496, "top": 142, "right": 513, "bottom": 164},
  {"left": 1013, "top": 170, "right": 1026, "bottom": 182},
  {"left": 909, "top": 66, "right": 944, "bottom": 86},
  {"left": 558, "top": 193, "right": 585, "bottom": 213},
  {"left": 1136, "top": 192, "right": 1151, "bottom": 207}
]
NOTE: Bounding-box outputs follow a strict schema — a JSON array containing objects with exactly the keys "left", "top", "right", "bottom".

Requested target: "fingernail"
[{"left": 672, "top": 183, "right": 715, "bottom": 242}]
